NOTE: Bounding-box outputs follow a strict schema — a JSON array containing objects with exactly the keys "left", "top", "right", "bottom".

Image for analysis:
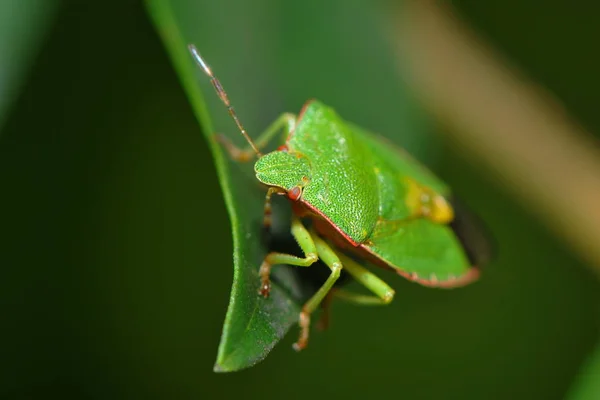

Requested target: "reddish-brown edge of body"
[{"left": 395, "top": 266, "right": 480, "bottom": 288}]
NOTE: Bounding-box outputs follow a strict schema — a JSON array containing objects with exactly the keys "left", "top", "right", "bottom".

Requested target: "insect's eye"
[{"left": 288, "top": 186, "right": 302, "bottom": 201}]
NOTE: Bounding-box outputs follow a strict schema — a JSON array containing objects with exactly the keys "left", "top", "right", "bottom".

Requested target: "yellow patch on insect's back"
[{"left": 404, "top": 178, "right": 454, "bottom": 224}]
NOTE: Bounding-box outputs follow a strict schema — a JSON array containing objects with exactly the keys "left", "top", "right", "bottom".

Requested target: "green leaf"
[
  {"left": 145, "top": 0, "right": 431, "bottom": 372},
  {"left": 145, "top": 0, "right": 304, "bottom": 373},
  {"left": 0, "top": 0, "right": 59, "bottom": 133}
]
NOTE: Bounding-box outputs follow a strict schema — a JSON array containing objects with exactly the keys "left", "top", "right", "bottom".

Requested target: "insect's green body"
[
  {"left": 189, "top": 44, "right": 483, "bottom": 351},
  {"left": 255, "top": 100, "right": 473, "bottom": 284}
]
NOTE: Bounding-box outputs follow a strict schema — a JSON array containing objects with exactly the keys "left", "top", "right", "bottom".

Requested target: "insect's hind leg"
[
  {"left": 258, "top": 216, "right": 318, "bottom": 297},
  {"left": 218, "top": 113, "right": 296, "bottom": 161}
]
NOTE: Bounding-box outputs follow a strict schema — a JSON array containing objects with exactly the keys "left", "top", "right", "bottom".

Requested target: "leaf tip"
[{"left": 213, "top": 362, "right": 228, "bottom": 373}]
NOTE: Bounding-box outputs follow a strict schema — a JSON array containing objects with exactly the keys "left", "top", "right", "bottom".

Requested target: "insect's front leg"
[
  {"left": 262, "top": 187, "right": 279, "bottom": 228},
  {"left": 218, "top": 113, "right": 296, "bottom": 162},
  {"left": 258, "top": 216, "right": 318, "bottom": 297}
]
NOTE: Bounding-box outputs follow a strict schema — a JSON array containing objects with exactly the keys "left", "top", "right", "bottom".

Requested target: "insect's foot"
[
  {"left": 258, "top": 280, "right": 271, "bottom": 298},
  {"left": 292, "top": 340, "right": 306, "bottom": 352},
  {"left": 293, "top": 310, "right": 310, "bottom": 351}
]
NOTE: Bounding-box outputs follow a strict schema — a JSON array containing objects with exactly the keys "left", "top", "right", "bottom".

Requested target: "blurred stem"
[{"left": 390, "top": 0, "right": 600, "bottom": 279}]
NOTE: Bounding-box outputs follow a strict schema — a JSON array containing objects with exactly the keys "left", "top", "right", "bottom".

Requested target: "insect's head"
[{"left": 254, "top": 151, "right": 311, "bottom": 201}]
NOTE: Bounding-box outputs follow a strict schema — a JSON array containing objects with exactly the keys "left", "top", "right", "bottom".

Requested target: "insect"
[{"left": 189, "top": 44, "right": 489, "bottom": 351}]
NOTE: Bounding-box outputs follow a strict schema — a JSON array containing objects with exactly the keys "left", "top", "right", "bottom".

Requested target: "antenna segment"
[{"left": 188, "top": 44, "right": 261, "bottom": 156}]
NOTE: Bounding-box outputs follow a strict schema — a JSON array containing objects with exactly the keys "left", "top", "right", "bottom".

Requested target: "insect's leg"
[
  {"left": 329, "top": 253, "right": 395, "bottom": 306},
  {"left": 253, "top": 113, "right": 296, "bottom": 150},
  {"left": 218, "top": 113, "right": 296, "bottom": 162},
  {"left": 316, "top": 290, "right": 336, "bottom": 331},
  {"left": 315, "top": 253, "right": 394, "bottom": 331},
  {"left": 258, "top": 216, "right": 317, "bottom": 297},
  {"left": 262, "top": 187, "right": 278, "bottom": 228},
  {"left": 293, "top": 233, "right": 344, "bottom": 351}
]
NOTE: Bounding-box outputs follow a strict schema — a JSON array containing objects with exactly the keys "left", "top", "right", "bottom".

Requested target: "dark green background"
[{"left": 2, "top": 1, "right": 599, "bottom": 398}]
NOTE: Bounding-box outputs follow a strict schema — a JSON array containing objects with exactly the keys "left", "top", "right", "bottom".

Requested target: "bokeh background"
[{"left": 2, "top": 0, "right": 600, "bottom": 399}]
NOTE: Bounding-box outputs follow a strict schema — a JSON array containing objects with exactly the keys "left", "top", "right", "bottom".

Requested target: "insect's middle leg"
[
  {"left": 218, "top": 113, "right": 296, "bottom": 162},
  {"left": 258, "top": 216, "right": 318, "bottom": 297}
]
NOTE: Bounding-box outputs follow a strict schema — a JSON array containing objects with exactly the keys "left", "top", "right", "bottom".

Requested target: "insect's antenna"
[{"left": 188, "top": 44, "right": 262, "bottom": 157}]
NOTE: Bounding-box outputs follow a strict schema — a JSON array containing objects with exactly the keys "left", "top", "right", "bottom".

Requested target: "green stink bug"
[{"left": 189, "top": 45, "right": 489, "bottom": 351}]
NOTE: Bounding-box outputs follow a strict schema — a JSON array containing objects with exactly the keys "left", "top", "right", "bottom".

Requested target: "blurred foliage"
[
  {"left": 0, "top": 0, "right": 59, "bottom": 131},
  {"left": 1, "top": 0, "right": 599, "bottom": 399},
  {"left": 568, "top": 342, "right": 600, "bottom": 399}
]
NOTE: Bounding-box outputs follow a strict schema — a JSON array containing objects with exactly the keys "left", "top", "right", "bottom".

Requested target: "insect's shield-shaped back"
[{"left": 254, "top": 151, "right": 312, "bottom": 192}]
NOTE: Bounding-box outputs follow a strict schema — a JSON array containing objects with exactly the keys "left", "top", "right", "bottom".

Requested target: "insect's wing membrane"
[{"left": 449, "top": 196, "right": 495, "bottom": 268}]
